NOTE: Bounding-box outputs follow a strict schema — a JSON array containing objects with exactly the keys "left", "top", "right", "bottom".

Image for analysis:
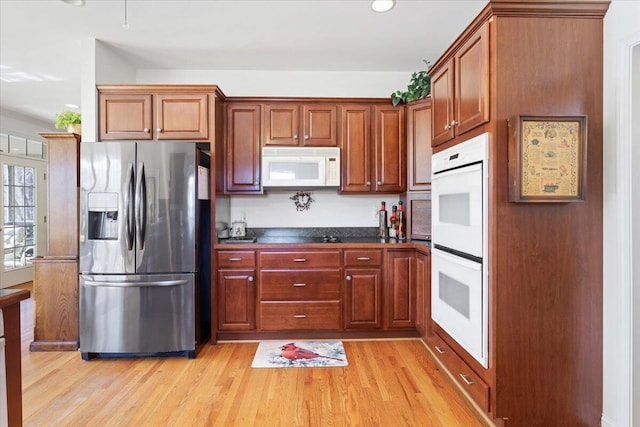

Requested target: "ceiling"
[{"left": 0, "top": 0, "right": 486, "bottom": 126}]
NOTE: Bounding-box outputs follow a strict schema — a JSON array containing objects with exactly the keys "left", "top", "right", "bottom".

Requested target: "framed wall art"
[{"left": 508, "top": 115, "right": 587, "bottom": 203}]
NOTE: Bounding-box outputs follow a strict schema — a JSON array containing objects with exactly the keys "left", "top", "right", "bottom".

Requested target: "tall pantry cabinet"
[{"left": 425, "top": 1, "right": 609, "bottom": 426}]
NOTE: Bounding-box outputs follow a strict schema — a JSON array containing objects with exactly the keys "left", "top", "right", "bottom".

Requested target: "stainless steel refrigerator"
[{"left": 79, "top": 141, "right": 207, "bottom": 360}]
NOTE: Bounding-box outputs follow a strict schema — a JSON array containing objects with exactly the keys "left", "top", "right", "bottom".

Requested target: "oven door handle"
[
  {"left": 432, "top": 247, "right": 482, "bottom": 270},
  {"left": 432, "top": 160, "right": 482, "bottom": 178}
]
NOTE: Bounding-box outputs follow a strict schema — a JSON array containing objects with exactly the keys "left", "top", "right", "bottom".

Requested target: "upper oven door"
[{"left": 432, "top": 162, "right": 483, "bottom": 258}]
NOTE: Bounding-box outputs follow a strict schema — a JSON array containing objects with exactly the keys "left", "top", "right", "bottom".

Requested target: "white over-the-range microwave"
[{"left": 261, "top": 146, "right": 340, "bottom": 188}]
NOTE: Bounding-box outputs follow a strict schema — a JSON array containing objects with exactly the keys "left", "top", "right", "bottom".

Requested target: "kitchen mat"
[{"left": 251, "top": 340, "right": 348, "bottom": 368}]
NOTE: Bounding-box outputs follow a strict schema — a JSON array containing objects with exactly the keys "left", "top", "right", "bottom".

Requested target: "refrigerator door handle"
[
  {"left": 124, "top": 163, "right": 135, "bottom": 251},
  {"left": 83, "top": 279, "right": 188, "bottom": 288},
  {"left": 135, "top": 162, "right": 147, "bottom": 250}
]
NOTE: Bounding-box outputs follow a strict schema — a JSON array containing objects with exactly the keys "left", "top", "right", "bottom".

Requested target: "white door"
[{"left": 0, "top": 154, "right": 47, "bottom": 288}]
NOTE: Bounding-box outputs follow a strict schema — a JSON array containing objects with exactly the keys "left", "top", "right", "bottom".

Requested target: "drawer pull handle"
[
  {"left": 459, "top": 374, "right": 474, "bottom": 385},
  {"left": 293, "top": 314, "right": 307, "bottom": 319},
  {"left": 293, "top": 283, "right": 306, "bottom": 287},
  {"left": 293, "top": 258, "right": 307, "bottom": 262},
  {"left": 356, "top": 257, "right": 371, "bottom": 261},
  {"left": 435, "top": 346, "right": 446, "bottom": 354},
  {"left": 228, "top": 257, "right": 242, "bottom": 261}
]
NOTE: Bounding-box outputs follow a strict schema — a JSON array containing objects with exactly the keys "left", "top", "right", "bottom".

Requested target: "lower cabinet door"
[
  {"left": 217, "top": 269, "right": 256, "bottom": 331},
  {"left": 344, "top": 268, "right": 382, "bottom": 329},
  {"left": 260, "top": 301, "right": 341, "bottom": 330}
]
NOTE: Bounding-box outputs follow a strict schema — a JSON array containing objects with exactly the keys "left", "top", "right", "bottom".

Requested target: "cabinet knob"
[
  {"left": 156, "top": 128, "right": 162, "bottom": 133},
  {"left": 450, "top": 120, "right": 458, "bottom": 127},
  {"left": 304, "top": 135, "right": 309, "bottom": 140},
  {"left": 293, "top": 134, "right": 298, "bottom": 139},
  {"left": 248, "top": 276, "right": 254, "bottom": 282},
  {"left": 254, "top": 181, "right": 259, "bottom": 185},
  {"left": 143, "top": 128, "right": 150, "bottom": 133},
  {"left": 346, "top": 275, "right": 352, "bottom": 281},
  {"left": 444, "top": 124, "right": 451, "bottom": 130},
  {"left": 377, "top": 181, "right": 382, "bottom": 185},
  {"left": 366, "top": 181, "right": 371, "bottom": 186}
]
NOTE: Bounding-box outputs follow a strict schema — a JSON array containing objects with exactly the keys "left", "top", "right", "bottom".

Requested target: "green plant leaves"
[{"left": 390, "top": 60, "right": 431, "bottom": 106}]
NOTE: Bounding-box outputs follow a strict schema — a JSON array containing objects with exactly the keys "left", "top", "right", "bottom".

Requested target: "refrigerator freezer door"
[
  {"left": 135, "top": 142, "right": 196, "bottom": 274},
  {"left": 80, "top": 142, "right": 136, "bottom": 274},
  {"left": 79, "top": 274, "right": 195, "bottom": 355}
]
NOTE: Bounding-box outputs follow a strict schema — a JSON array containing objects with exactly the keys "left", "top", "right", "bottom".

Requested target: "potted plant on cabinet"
[
  {"left": 54, "top": 111, "right": 81, "bottom": 135},
  {"left": 390, "top": 60, "right": 431, "bottom": 106}
]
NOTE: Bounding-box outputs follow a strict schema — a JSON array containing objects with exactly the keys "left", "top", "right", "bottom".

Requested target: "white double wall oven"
[{"left": 431, "top": 133, "right": 489, "bottom": 368}]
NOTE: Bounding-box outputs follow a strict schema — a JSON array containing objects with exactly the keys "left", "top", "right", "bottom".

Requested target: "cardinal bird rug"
[{"left": 251, "top": 340, "right": 348, "bottom": 368}]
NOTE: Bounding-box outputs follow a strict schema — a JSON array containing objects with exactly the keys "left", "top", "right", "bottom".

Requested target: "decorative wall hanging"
[
  {"left": 508, "top": 115, "right": 587, "bottom": 203},
  {"left": 290, "top": 191, "right": 314, "bottom": 211}
]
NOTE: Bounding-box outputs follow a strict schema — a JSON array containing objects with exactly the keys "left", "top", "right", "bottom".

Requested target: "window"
[{"left": 3, "top": 164, "right": 37, "bottom": 270}]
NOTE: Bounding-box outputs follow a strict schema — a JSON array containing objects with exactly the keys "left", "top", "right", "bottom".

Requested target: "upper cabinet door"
[
  {"left": 431, "top": 20, "right": 489, "bottom": 147},
  {"left": 373, "top": 105, "right": 406, "bottom": 193},
  {"left": 407, "top": 98, "right": 432, "bottom": 191},
  {"left": 340, "top": 105, "right": 372, "bottom": 192},
  {"left": 263, "top": 103, "right": 300, "bottom": 146},
  {"left": 430, "top": 60, "right": 455, "bottom": 146},
  {"left": 155, "top": 93, "right": 209, "bottom": 140},
  {"left": 100, "top": 94, "right": 153, "bottom": 140},
  {"left": 302, "top": 104, "right": 338, "bottom": 147},
  {"left": 455, "top": 21, "right": 489, "bottom": 136},
  {"left": 225, "top": 104, "right": 262, "bottom": 194}
]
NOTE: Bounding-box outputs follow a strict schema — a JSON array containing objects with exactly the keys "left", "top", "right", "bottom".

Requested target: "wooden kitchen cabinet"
[
  {"left": 384, "top": 250, "right": 415, "bottom": 329},
  {"left": 263, "top": 102, "right": 338, "bottom": 147},
  {"left": 341, "top": 103, "right": 406, "bottom": 193},
  {"left": 430, "top": 20, "right": 489, "bottom": 147},
  {"left": 225, "top": 103, "right": 262, "bottom": 193},
  {"left": 407, "top": 97, "right": 432, "bottom": 191},
  {"left": 344, "top": 249, "right": 383, "bottom": 329},
  {"left": 426, "top": 2, "right": 608, "bottom": 425},
  {"left": 216, "top": 250, "right": 257, "bottom": 331},
  {"left": 258, "top": 250, "right": 341, "bottom": 331},
  {"left": 98, "top": 85, "right": 224, "bottom": 141},
  {"left": 414, "top": 250, "right": 430, "bottom": 340},
  {"left": 402, "top": 191, "right": 431, "bottom": 241}
]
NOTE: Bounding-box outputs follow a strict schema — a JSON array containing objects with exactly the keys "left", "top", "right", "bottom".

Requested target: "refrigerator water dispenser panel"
[{"left": 87, "top": 192, "right": 119, "bottom": 240}]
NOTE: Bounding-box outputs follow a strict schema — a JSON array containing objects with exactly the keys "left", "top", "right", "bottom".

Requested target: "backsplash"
[{"left": 224, "top": 190, "right": 400, "bottom": 229}]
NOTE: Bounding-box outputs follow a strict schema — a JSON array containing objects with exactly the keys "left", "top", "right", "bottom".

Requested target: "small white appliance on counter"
[{"left": 262, "top": 146, "right": 340, "bottom": 188}]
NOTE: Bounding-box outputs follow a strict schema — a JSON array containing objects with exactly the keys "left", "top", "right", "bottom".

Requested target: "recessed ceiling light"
[
  {"left": 371, "top": 0, "right": 395, "bottom": 13},
  {"left": 61, "top": 0, "right": 85, "bottom": 6},
  {"left": 65, "top": 103, "right": 79, "bottom": 109}
]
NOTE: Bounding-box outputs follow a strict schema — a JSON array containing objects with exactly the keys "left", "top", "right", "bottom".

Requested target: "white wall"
[
  {"left": 229, "top": 190, "right": 398, "bottom": 228},
  {"left": 81, "top": 38, "right": 138, "bottom": 142},
  {"left": 0, "top": 107, "right": 54, "bottom": 140},
  {"left": 137, "top": 69, "right": 411, "bottom": 99},
  {"left": 602, "top": 1, "right": 640, "bottom": 426},
  {"left": 633, "top": 41, "right": 640, "bottom": 427}
]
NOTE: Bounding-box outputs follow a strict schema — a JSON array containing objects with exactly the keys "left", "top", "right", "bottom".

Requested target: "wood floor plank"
[{"left": 17, "top": 293, "right": 487, "bottom": 427}]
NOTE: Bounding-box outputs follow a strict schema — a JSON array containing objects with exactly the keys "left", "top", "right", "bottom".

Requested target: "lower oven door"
[{"left": 431, "top": 247, "right": 487, "bottom": 368}]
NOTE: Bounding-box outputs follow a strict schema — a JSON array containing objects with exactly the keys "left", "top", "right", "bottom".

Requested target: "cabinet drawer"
[
  {"left": 217, "top": 251, "right": 256, "bottom": 268},
  {"left": 260, "top": 270, "right": 341, "bottom": 300},
  {"left": 260, "top": 302, "right": 341, "bottom": 330},
  {"left": 344, "top": 249, "right": 382, "bottom": 266},
  {"left": 427, "top": 333, "right": 489, "bottom": 412},
  {"left": 259, "top": 251, "right": 341, "bottom": 269}
]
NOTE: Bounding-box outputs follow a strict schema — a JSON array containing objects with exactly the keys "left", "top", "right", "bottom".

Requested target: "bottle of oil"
[
  {"left": 397, "top": 201, "right": 406, "bottom": 240},
  {"left": 389, "top": 205, "right": 398, "bottom": 239},
  {"left": 378, "top": 201, "right": 388, "bottom": 239}
]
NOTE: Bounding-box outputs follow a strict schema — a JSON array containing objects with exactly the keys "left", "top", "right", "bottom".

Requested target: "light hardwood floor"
[{"left": 16, "top": 290, "right": 486, "bottom": 427}]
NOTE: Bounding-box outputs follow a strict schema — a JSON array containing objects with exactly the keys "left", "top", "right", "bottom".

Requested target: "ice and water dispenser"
[{"left": 87, "top": 192, "right": 119, "bottom": 240}]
